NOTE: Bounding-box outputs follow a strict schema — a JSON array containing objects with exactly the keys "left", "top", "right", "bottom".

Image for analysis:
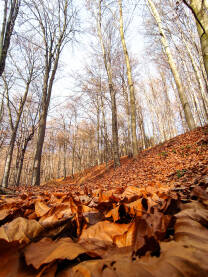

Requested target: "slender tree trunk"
[
  {"left": 182, "top": 59, "right": 203, "bottom": 125},
  {"left": 63, "top": 141, "right": 67, "bottom": 179},
  {"left": 147, "top": 0, "right": 196, "bottom": 130},
  {"left": 71, "top": 135, "right": 76, "bottom": 178},
  {"left": 110, "top": 87, "right": 120, "bottom": 167},
  {"left": 160, "top": 71, "right": 177, "bottom": 138},
  {"left": 16, "top": 154, "right": 24, "bottom": 186},
  {"left": 137, "top": 104, "right": 148, "bottom": 149},
  {"left": 118, "top": 0, "right": 138, "bottom": 157},
  {"left": 121, "top": 75, "right": 132, "bottom": 156},
  {"left": 1, "top": 81, "right": 30, "bottom": 188},
  {"left": 31, "top": 107, "right": 48, "bottom": 186},
  {"left": 170, "top": 79, "right": 188, "bottom": 132},
  {"left": 15, "top": 129, "right": 34, "bottom": 186},
  {"left": 57, "top": 144, "right": 61, "bottom": 178},
  {"left": 2, "top": 134, "right": 16, "bottom": 187},
  {"left": 96, "top": 102, "right": 101, "bottom": 165},
  {"left": 31, "top": 46, "right": 60, "bottom": 186},
  {"left": 100, "top": 91, "right": 109, "bottom": 166},
  {"left": 97, "top": 0, "right": 120, "bottom": 166},
  {"left": 0, "top": 89, "right": 5, "bottom": 124}
]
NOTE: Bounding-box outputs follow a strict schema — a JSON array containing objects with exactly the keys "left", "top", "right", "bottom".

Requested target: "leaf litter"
[{"left": 0, "top": 126, "right": 208, "bottom": 276}]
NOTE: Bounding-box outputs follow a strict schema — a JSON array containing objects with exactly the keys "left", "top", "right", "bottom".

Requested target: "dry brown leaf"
[
  {"left": 39, "top": 204, "right": 75, "bottom": 227},
  {"left": 0, "top": 208, "right": 11, "bottom": 221},
  {"left": 121, "top": 186, "right": 143, "bottom": 202},
  {"left": 57, "top": 239, "right": 208, "bottom": 277},
  {"left": 35, "top": 201, "right": 51, "bottom": 217},
  {"left": 58, "top": 194, "right": 208, "bottom": 277},
  {"left": 79, "top": 221, "right": 132, "bottom": 247},
  {"left": 113, "top": 221, "right": 136, "bottom": 248},
  {"left": 0, "top": 201, "right": 23, "bottom": 221},
  {"left": 0, "top": 217, "right": 44, "bottom": 244},
  {"left": 24, "top": 237, "right": 100, "bottom": 270},
  {"left": 0, "top": 247, "right": 20, "bottom": 277},
  {"left": 105, "top": 206, "right": 120, "bottom": 222},
  {"left": 124, "top": 198, "right": 143, "bottom": 217},
  {"left": 98, "top": 190, "right": 117, "bottom": 202}
]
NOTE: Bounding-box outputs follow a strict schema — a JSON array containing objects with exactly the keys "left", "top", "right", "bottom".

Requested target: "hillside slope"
[
  {"left": 0, "top": 126, "right": 208, "bottom": 276},
  {"left": 46, "top": 125, "right": 208, "bottom": 194}
]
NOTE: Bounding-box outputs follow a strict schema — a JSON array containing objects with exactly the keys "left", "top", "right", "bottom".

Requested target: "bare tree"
[
  {"left": 15, "top": 96, "right": 40, "bottom": 186},
  {"left": 25, "top": 0, "right": 78, "bottom": 186},
  {"left": 182, "top": 0, "right": 208, "bottom": 77},
  {"left": 96, "top": 0, "right": 120, "bottom": 167},
  {"left": 147, "top": 0, "right": 196, "bottom": 130},
  {"left": 0, "top": 0, "right": 20, "bottom": 76},
  {"left": 1, "top": 39, "right": 38, "bottom": 188},
  {"left": 118, "top": 0, "right": 138, "bottom": 157}
]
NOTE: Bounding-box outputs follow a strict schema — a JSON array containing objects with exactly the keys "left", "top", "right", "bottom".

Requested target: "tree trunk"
[
  {"left": 147, "top": 0, "right": 196, "bottom": 130},
  {"left": 1, "top": 135, "right": 16, "bottom": 187},
  {"left": 31, "top": 109, "right": 47, "bottom": 186},
  {"left": 96, "top": 102, "right": 101, "bottom": 165},
  {"left": 97, "top": 0, "right": 120, "bottom": 167},
  {"left": 63, "top": 142, "right": 67, "bottom": 179},
  {"left": 160, "top": 71, "right": 177, "bottom": 138},
  {"left": 110, "top": 87, "right": 120, "bottom": 167},
  {"left": 100, "top": 91, "right": 109, "bottom": 166},
  {"left": 118, "top": 0, "right": 138, "bottom": 157},
  {"left": 31, "top": 44, "right": 60, "bottom": 186},
  {"left": 15, "top": 129, "right": 34, "bottom": 186},
  {"left": 121, "top": 74, "right": 132, "bottom": 156},
  {"left": 1, "top": 81, "right": 30, "bottom": 188}
]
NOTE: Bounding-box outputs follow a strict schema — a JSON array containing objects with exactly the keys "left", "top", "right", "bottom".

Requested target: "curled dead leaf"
[{"left": 35, "top": 200, "right": 51, "bottom": 217}]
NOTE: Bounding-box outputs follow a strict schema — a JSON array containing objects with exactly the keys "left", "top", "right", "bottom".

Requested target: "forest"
[{"left": 0, "top": 0, "right": 208, "bottom": 276}]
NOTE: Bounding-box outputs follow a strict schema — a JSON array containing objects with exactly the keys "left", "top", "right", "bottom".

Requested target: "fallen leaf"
[
  {"left": 24, "top": 237, "right": 100, "bottom": 270},
  {"left": 35, "top": 201, "right": 51, "bottom": 217},
  {"left": 0, "top": 217, "right": 44, "bottom": 244},
  {"left": 79, "top": 221, "right": 132, "bottom": 246}
]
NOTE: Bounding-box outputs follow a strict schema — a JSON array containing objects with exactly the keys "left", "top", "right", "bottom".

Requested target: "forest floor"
[{"left": 0, "top": 126, "right": 208, "bottom": 276}]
